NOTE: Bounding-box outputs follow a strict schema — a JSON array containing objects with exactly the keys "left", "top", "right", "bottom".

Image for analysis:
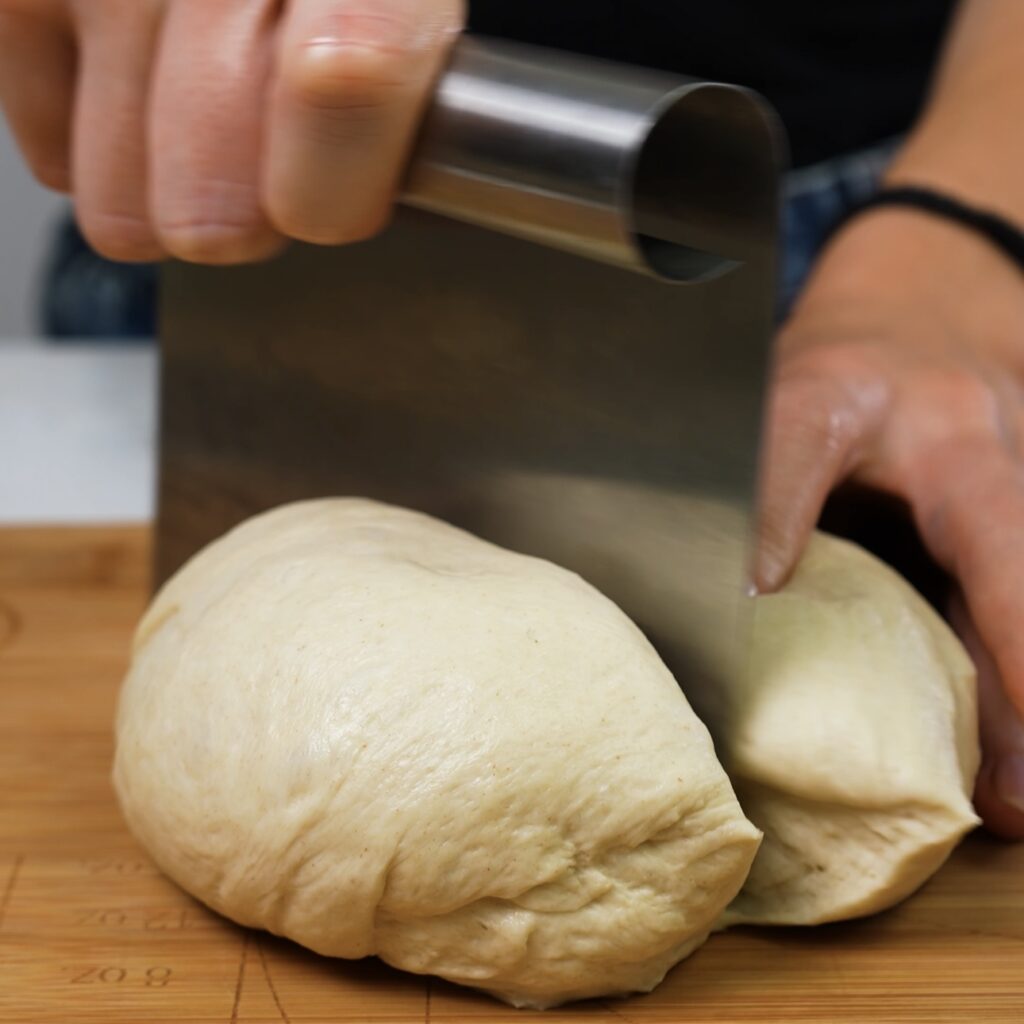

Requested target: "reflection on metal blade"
[{"left": 466, "top": 471, "right": 751, "bottom": 707}]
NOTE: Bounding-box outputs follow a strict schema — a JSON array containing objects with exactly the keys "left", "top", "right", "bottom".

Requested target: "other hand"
[{"left": 760, "top": 207, "right": 1024, "bottom": 839}]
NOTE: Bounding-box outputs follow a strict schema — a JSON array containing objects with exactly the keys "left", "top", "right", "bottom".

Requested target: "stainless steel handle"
[{"left": 402, "top": 36, "right": 783, "bottom": 281}]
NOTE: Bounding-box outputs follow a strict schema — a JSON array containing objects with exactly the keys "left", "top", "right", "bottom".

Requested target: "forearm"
[{"left": 887, "top": 0, "right": 1024, "bottom": 221}]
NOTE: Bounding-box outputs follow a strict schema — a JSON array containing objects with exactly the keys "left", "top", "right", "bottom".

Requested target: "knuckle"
[
  {"left": 268, "top": 195, "right": 393, "bottom": 247},
  {"left": 892, "top": 368, "right": 1004, "bottom": 473},
  {"left": 772, "top": 372, "right": 862, "bottom": 453},
  {"left": 12, "top": 138, "right": 72, "bottom": 191},
  {"left": 157, "top": 219, "right": 282, "bottom": 265},
  {"left": 283, "top": 37, "right": 416, "bottom": 116},
  {"left": 772, "top": 343, "right": 889, "bottom": 454},
  {"left": 155, "top": 180, "right": 280, "bottom": 264},
  {"left": 78, "top": 209, "right": 162, "bottom": 262},
  {"left": 27, "top": 157, "right": 70, "bottom": 193},
  {"left": 920, "top": 367, "right": 998, "bottom": 425}
]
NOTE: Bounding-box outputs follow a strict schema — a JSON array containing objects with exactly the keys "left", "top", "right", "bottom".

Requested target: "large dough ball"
[
  {"left": 722, "top": 532, "right": 980, "bottom": 926},
  {"left": 114, "top": 499, "right": 761, "bottom": 1008}
]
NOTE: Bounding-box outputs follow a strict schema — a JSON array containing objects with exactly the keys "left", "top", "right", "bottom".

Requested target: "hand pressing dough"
[
  {"left": 721, "top": 532, "right": 980, "bottom": 927},
  {"left": 113, "top": 498, "right": 761, "bottom": 1009}
]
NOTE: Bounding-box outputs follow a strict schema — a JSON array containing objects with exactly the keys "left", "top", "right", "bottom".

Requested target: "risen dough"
[
  {"left": 722, "top": 532, "right": 980, "bottom": 926},
  {"left": 114, "top": 498, "right": 760, "bottom": 1008}
]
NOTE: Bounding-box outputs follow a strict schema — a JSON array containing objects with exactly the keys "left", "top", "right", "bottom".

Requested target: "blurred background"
[
  {"left": 0, "top": 119, "right": 62, "bottom": 338},
  {"left": 0, "top": 118, "right": 156, "bottom": 525}
]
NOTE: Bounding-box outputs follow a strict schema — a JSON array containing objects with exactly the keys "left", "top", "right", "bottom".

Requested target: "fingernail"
[
  {"left": 308, "top": 11, "right": 452, "bottom": 54},
  {"left": 755, "top": 553, "right": 785, "bottom": 594},
  {"left": 994, "top": 752, "right": 1024, "bottom": 815}
]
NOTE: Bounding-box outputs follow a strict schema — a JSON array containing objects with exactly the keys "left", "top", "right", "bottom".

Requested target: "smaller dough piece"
[{"left": 722, "top": 532, "right": 980, "bottom": 927}]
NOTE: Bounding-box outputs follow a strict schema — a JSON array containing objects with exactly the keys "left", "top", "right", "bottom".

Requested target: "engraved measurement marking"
[
  {"left": 0, "top": 854, "right": 24, "bottom": 931},
  {"left": 599, "top": 1000, "right": 641, "bottom": 1024},
  {"left": 0, "top": 598, "right": 21, "bottom": 653},
  {"left": 230, "top": 933, "right": 249, "bottom": 1024},
  {"left": 256, "top": 940, "right": 291, "bottom": 1024},
  {"left": 78, "top": 859, "right": 154, "bottom": 876},
  {"left": 69, "top": 966, "right": 172, "bottom": 987},
  {"left": 72, "top": 907, "right": 190, "bottom": 930},
  {"left": 424, "top": 977, "right": 433, "bottom": 1024}
]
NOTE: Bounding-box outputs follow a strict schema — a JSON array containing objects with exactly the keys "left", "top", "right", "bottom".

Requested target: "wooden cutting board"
[{"left": 1, "top": 526, "right": 1021, "bottom": 1024}]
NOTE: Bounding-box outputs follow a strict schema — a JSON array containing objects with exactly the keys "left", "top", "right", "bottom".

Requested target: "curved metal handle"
[{"left": 402, "top": 36, "right": 783, "bottom": 281}]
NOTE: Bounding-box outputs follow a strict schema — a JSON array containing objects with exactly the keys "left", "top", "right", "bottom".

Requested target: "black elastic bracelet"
[{"left": 844, "top": 185, "right": 1024, "bottom": 274}]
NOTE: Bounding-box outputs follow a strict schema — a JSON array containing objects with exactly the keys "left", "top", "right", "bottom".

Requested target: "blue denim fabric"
[
  {"left": 778, "top": 137, "right": 901, "bottom": 319},
  {"left": 40, "top": 219, "right": 159, "bottom": 341},
  {"left": 38, "top": 138, "right": 901, "bottom": 339}
]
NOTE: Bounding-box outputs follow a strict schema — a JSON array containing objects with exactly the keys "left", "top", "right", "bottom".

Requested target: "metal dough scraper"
[{"left": 157, "top": 36, "right": 782, "bottom": 699}]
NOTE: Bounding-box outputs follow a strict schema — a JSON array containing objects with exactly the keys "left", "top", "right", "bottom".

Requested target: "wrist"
[
  {"left": 841, "top": 187, "right": 1024, "bottom": 282},
  {"left": 884, "top": 128, "right": 1024, "bottom": 229},
  {"left": 789, "top": 205, "right": 1024, "bottom": 366},
  {"left": 810, "top": 203, "right": 1019, "bottom": 304}
]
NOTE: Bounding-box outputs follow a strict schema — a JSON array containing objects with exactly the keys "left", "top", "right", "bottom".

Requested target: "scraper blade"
[{"left": 157, "top": 36, "right": 782, "bottom": 700}]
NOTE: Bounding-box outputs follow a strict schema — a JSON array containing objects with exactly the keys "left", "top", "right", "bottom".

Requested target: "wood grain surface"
[{"left": 1, "top": 526, "right": 1022, "bottom": 1023}]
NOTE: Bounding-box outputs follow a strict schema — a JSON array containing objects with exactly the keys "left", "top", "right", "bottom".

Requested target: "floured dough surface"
[
  {"left": 722, "top": 532, "right": 980, "bottom": 926},
  {"left": 114, "top": 498, "right": 760, "bottom": 1008}
]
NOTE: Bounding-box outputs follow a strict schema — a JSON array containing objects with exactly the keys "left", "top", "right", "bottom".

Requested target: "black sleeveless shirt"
[{"left": 467, "top": 1, "right": 957, "bottom": 168}]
